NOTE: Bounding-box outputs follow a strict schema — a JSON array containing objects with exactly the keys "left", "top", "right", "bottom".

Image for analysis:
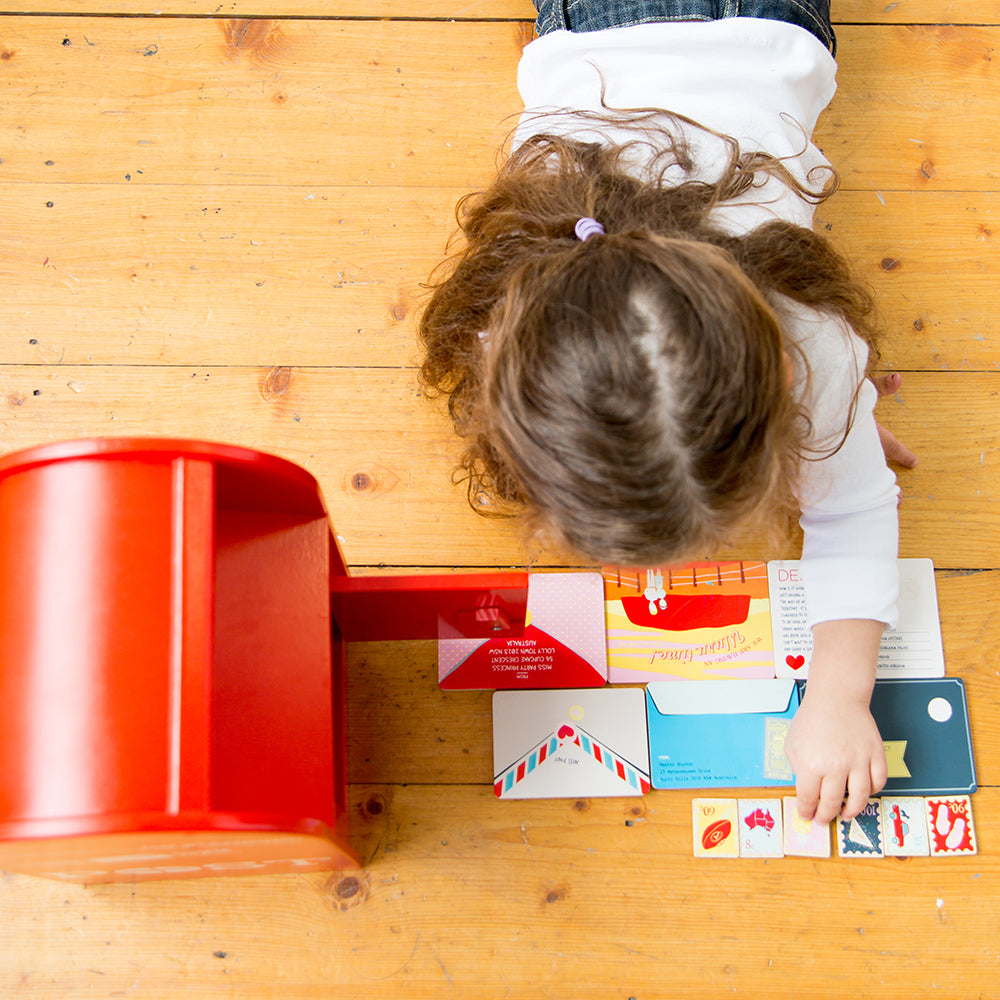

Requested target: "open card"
[
  {"left": 771, "top": 558, "right": 945, "bottom": 679},
  {"left": 603, "top": 562, "right": 775, "bottom": 684}
]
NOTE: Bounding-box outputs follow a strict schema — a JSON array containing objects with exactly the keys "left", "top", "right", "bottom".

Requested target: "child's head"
[
  {"left": 481, "top": 230, "right": 800, "bottom": 563},
  {"left": 420, "top": 122, "right": 875, "bottom": 564}
]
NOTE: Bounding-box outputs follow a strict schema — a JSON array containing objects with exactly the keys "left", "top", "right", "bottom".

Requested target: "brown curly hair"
[{"left": 419, "top": 112, "right": 877, "bottom": 565}]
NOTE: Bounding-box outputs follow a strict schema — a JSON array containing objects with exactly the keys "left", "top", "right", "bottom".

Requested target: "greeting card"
[
  {"left": 603, "top": 561, "right": 775, "bottom": 684},
  {"left": 771, "top": 558, "right": 945, "bottom": 679}
]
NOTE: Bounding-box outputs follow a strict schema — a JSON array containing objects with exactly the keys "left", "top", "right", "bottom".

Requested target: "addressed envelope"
[
  {"left": 440, "top": 572, "right": 607, "bottom": 690},
  {"left": 493, "top": 688, "right": 650, "bottom": 799},
  {"left": 646, "top": 679, "right": 799, "bottom": 789}
]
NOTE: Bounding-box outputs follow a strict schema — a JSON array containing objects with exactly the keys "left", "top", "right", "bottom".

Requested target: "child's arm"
[{"left": 783, "top": 618, "right": 888, "bottom": 823}]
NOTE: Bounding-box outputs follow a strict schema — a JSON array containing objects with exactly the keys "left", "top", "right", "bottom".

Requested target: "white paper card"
[{"left": 770, "top": 558, "right": 945, "bottom": 679}]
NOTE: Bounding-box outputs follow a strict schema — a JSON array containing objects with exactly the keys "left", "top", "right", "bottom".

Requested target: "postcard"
[
  {"left": 880, "top": 796, "right": 930, "bottom": 856},
  {"left": 692, "top": 799, "right": 740, "bottom": 858},
  {"left": 926, "top": 796, "right": 977, "bottom": 856},
  {"left": 866, "top": 678, "right": 977, "bottom": 796},
  {"left": 783, "top": 798, "right": 832, "bottom": 858},
  {"left": 836, "top": 799, "right": 885, "bottom": 858},
  {"left": 737, "top": 798, "right": 785, "bottom": 858}
]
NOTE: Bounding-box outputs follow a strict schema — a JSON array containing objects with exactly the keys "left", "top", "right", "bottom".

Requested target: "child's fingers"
[
  {"left": 872, "top": 372, "right": 903, "bottom": 397},
  {"left": 793, "top": 775, "right": 821, "bottom": 823},
  {"left": 813, "top": 777, "right": 850, "bottom": 825},
  {"left": 870, "top": 747, "right": 889, "bottom": 795},
  {"left": 877, "top": 421, "right": 918, "bottom": 469},
  {"left": 795, "top": 770, "right": 848, "bottom": 825},
  {"left": 839, "top": 769, "right": 873, "bottom": 821}
]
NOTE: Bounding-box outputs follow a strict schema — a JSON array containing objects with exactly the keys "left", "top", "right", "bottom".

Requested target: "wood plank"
[
  {"left": 0, "top": 366, "right": 995, "bottom": 567},
  {"left": 10, "top": 1, "right": 996, "bottom": 25},
  {"left": 820, "top": 192, "right": 1000, "bottom": 371},
  {"left": 2, "top": 20, "right": 1000, "bottom": 192},
  {"left": 823, "top": 26, "right": 1000, "bottom": 192},
  {"left": 0, "top": 184, "right": 455, "bottom": 367},
  {"left": 835, "top": 0, "right": 1000, "bottom": 20},
  {"left": 3, "top": 783, "right": 999, "bottom": 998},
  {"left": 3, "top": 185, "right": 997, "bottom": 370},
  {"left": 346, "top": 570, "right": 1000, "bottom": 786},
  {"left": 0, "top": 17, "right": 526, "bottom": 189}
]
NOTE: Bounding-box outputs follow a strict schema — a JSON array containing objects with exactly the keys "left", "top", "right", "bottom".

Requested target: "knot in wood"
[{"left": 259, "top": 365, "right": 292, "bottom": 401}]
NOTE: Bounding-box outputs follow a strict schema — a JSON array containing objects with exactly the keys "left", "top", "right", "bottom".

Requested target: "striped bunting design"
[{"left": 494, "top": 723, "right": 650, "bottom": 797}]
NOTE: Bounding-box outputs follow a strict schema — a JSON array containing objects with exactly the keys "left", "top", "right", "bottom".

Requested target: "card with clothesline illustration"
[{"left": 603, "top": 560, "right": 775, "bottom": 684}]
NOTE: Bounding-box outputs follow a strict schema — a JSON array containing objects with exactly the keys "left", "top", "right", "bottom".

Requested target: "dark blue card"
[{"left": 799, "top": 678, "right": 976, "bottom": 796}]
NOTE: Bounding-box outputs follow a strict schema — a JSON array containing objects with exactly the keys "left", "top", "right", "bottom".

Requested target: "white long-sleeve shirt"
[{"left": 515, "top": 17, "right": 900, "bottom": 627}]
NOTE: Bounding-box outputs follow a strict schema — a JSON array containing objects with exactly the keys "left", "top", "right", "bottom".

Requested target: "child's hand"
[
  {"left": 783, "top": 618, "right": 888, "bottom": 823},
  {"left": 785, "top": 689, "right": 887, "bottom": 824}
]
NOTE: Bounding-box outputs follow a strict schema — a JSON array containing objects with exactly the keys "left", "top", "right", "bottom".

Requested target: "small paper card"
[
  {"left": 771, "top": 558, "right": 945, "bottom": 679},
  {"left": 881, "top": 797, "right": 930, "bottom": 856},
  {"left": 604, "top": 562, "right": 775, "bottom": 684},
  {"left": 492, "top": 688, "right": 650, "bottom": 799},
  {"left": 738, "top": 798, "right": 784, "bottom": 858},
  {"left": 926, "top": 796, "right": 977, "bottom": 856},
  {"left": 439, "top": 572, "right": 607, "bottom": 690},
  {"left": 782, "top": 798, "right": 831, "bottom": 858},
  {"left": 692, "top": 799, "right": 740, "bottom": 858},
  {"left": 836, "top": 800, "right": 885, "bottom": 858}
]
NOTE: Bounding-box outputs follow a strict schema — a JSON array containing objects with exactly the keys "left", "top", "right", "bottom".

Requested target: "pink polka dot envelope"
[{"left": 439, "top": 572, "right": 608, "bottom": 690}]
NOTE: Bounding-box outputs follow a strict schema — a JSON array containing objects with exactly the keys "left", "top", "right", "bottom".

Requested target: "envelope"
[
  {"left": 440, "top": 572, "right": 607, "bottom": 690},
  {"left": 493, "top": 688, "right": 650, "bottom": 799},
  {"left": 646, "top": 679, "right": 800, "bottom": 789}
]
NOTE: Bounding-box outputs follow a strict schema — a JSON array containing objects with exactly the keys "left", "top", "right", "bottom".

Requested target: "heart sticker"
[
  {"left": 557, "top": 724, "right": 575, "bottom": 740},
  {"left": 786, "top": 654, "right": 806, "bottom": 671}
]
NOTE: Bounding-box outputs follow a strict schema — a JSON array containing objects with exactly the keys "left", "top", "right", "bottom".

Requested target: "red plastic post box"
[{"left": 0, "top": 439, "right": 527, "bottom": 883}]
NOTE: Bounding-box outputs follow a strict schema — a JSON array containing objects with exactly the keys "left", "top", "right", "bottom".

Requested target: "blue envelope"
[{"left": 646, "top": 679, "right": 800, "bottom": 789}]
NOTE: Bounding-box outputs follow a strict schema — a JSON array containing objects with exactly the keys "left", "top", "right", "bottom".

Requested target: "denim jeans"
[{"left": 532, "top": 0, "right": 835, "bottom": 54}]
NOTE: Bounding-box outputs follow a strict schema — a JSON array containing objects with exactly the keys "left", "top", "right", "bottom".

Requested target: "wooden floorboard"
[
  {"left": 4, "top": 784, "right": 999, "bottom": 998},
  {"left": 1, "top": 3, "right": 998, "bottom": 997},
  {"left": 8, "top": 1, "right": 999, "bottom": 24}
]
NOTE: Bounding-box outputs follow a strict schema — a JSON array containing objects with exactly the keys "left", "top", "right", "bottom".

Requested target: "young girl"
[{"left": 420, "top": 1, "right": 912, "bottom": 824}]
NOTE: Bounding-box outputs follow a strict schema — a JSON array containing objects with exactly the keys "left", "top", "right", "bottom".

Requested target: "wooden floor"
[{"left": 1, "top": 1, "right": 998, "bottom": 996}]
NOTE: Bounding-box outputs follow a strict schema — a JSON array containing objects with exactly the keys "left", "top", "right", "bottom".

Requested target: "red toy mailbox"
[{"left": 0, "top": 438, "right": 527, "bottom": 883}]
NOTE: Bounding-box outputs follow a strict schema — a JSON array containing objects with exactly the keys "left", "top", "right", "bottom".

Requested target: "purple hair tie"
[{"left": 574, "top": 217, "right": 605, "bottom": 241}]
